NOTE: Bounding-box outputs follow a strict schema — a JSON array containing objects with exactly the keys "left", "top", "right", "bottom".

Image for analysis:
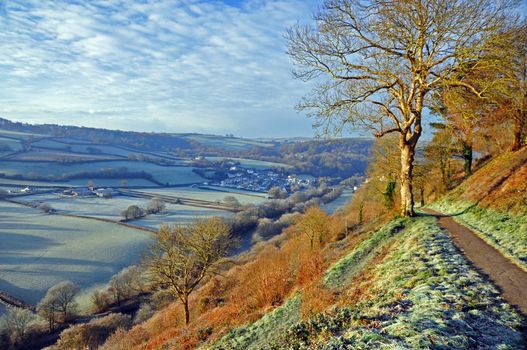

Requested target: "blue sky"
[
  {"left": 0, "top": 0, "right": 319, "bottom": 137},
  {"left": 1, "top": 0, "right": 525, "bottom": 138}
]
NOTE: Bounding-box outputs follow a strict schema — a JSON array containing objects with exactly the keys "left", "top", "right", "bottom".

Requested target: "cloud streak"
[{"left": 0, "top": 0, "right": 318, "bottom": 137}]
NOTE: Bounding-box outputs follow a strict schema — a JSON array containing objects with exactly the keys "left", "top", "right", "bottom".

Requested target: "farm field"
[
  {"left": 207, "top": 156, "right": 291, "bottom": 169},
  {"left": 0, "top": 129, "right": 47, "bottom": 139},
  {"left": 0, "top": 160, "right": 205, "bottom": 185},
  {"left": 0, "top": 136, "right": 23, "bottom": 151},
  {"left": 182, "top": 134, "right": 275, "bottom": 151},
  {"left": 21, "top": 188, "right": 241, "bottom": 228},
  {"left": 132, "top": 204, "right": 232, "bottom": 230},
  {"left": 144, "top": 187, "right": 267, "bottom": 204},
  {"left": 0, "top": 201, "right": 150, "bottom": 315},
  {"left": 6, "top": 150, "right": 121, "bottom": 162}
]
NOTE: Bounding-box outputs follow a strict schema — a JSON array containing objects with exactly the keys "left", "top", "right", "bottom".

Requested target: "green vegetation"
[{"left": 430, "top": 199, "right": 527, "bottom": 271}]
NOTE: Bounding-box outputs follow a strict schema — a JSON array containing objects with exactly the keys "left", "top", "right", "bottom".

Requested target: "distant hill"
[{"left": 0, "top": 118, "right": 373, "bottom": 180}]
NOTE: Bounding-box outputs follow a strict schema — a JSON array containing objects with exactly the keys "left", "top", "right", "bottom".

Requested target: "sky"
[
  {"left": 1, "top": 0, "right": 526, "bottom": 138},
  {"left": 0, "top": 0, "right": 319, "bottom": 137}
]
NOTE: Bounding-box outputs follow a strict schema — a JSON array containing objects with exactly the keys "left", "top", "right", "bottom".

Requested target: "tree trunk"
[
  {"left": 399, "top": 141, "right": 416, "bottom": 217},
  {"left": 462, "top": 143, "right": 473, "bottom": 174},
  {"left": 420, "top": 187, "right": 425, "bottom": 207},
  {"left": 511, "top": 114, "right": 524, "bottom": 151},
  {"left": 183, "top": 295, "right": 190, "bottom": 325}
]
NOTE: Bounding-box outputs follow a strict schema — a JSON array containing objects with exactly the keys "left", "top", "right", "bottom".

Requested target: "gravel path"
[{"left": 424, "top": 208, "right": 527, "bottom": 316}]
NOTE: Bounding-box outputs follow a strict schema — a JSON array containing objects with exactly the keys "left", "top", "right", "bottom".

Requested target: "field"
[
  {"left": 21, "top": 191, "right": 238, "bottom": 229},
  {"left": 0, "top": 160, "right": 205, "bottom": 185},
  {"left": 6, "top": 150, "right": 121, "bottom": 162},
  {"left": 0, "top": 201, "right": 150, "bottom": 314},
  {"left": 182, "top": 134, "right": 275, "bottom": 151},
  {"left": 144, "top": 187, "right": 267, "bottom": 204},
  {"left": 206, "top": 156, "right": 291, "bottom": 169}
]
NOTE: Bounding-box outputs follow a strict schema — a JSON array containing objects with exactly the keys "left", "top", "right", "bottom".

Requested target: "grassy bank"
[{"left": 209, "top": 217, "right": 525, "bottom": 349}]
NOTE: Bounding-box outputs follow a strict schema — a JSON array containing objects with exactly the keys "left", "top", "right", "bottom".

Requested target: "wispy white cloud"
[{"left": 0, "top": 0, "right": 318, "bottom": 137}]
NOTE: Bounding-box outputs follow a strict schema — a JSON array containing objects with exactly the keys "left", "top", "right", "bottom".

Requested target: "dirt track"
[{"left": 424, "top": 209, "right": 527, "bottom": 316}]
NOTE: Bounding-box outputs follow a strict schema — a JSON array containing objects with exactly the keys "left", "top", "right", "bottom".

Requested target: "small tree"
[
  {"left": 2, "top": 307, "right": 34, "bottom": 344},
  {"left": 223, "top": 196, "right": 241, "bottom": 209},
  {"left": 37, "top": 281, "right": 80, "bottom": 326},
  {"left": 145, "top": 217, "right": 236, "bottom": 324},
  {"left": 268, "top": 186, "right": 287, "bottom": 199},
  {"left": 108, "top": 266, "right": 144, "bottom": 304},
  {"left": 37, "top": 297, "right": 58, "bottom": 333},
  {"left": 121, "top": 205, "right": 145, "bottom": 220},
  {"left": 146, "top": 198, "right": 165, "bottom": 214},
  {"left": 296, "top": 206, "right": 330, "bottom": 251}
]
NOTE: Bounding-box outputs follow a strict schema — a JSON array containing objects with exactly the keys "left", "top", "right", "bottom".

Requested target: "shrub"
[
  {"left": 0, "top": 307, "right": 35, "bottom": 345},
  {"left": 51, "top": 313, "right": 131, "bottom": 350}
]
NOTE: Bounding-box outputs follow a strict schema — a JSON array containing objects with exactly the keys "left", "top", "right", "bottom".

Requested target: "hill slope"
[{"left": 51, "top": 149, "right": 527, "bottom": 350}]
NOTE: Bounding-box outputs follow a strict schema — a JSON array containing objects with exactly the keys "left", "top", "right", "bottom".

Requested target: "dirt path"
[{"left": 423, "top": 209, "right": 527, "bottom": 316}]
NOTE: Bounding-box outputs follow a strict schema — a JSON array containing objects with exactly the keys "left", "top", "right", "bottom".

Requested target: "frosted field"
[
  {"left": 0, "top": 160, "right": 205, "bottom": 185},
  {"left": 132, "top": 205, "right": 232, "bottom": 230},
  {"left": 145, "top": 187, "right": 267, "bottom": 204},
  {"left": 23, "top": 191, "right": 236, "bottom": 228},
  {"left": 0, "top": 201, "right": 150, "bottom": 314},
  {"left": 0, "top": 136, "right": 23, "bottom": 151},
  {"left": 23, "top": 193, "right": 152, "bottom": 221}
]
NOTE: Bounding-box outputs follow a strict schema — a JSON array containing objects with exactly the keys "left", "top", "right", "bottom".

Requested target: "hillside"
[{"left": 86, "top": 150, "right": 527, "bottom": 350}]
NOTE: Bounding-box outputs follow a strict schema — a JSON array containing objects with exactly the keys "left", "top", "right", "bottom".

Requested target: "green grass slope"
[
  {"left": 429, "top": 147, "right": 527, "bottom": 271},
  {"left": 209, "top": 217, "right": 525, "bottom": 349}
]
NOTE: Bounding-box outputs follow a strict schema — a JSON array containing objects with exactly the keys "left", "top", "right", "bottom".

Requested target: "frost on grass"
[
  {"left": 430, "top": 199, "right": 527, "bottom": 271},
  {"left": 208, "top": 294, "right": 301, "bottom": 350},
  {"left": 271, "top": 218, "right": 525, "bottom": 350},
  {"left": 323, "top": 218, "right": 407, "bottom": 288}
]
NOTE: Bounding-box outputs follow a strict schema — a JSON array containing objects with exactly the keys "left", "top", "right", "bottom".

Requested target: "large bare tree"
[
  {"left": 145, "top": 217, "right": 235, "bottom": 324},
  {"left": 286, "top": 0, "right": 516, "bottom": 216}
]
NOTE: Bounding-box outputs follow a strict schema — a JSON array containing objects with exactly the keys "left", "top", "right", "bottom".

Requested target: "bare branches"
[{"left": 145, "top": 217, "right": 236, "bottom": 324}]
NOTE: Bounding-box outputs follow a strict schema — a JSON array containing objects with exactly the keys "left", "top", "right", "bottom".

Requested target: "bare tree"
[
  {"left": 145, "top": 217, "right": 236, "bottom": 324},
  {"left": 286, "top": 0, "right": 515, "bottom": 216},
  {"left": 2, "top": 307, "right": 34, "bottom": 344},
  {"left": 146, "top": 198, "right": 166, "bottom": 214},
  {"left": 37, "top": 281, "right": 80, "bottom": 326},
  {"left": 108, "top": 266, "right": 144, "bottom": 304}
]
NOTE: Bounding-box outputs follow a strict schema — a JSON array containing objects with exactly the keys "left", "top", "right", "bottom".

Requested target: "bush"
[{"left": 50, "top": 313, "right": 132, "bottom": 350}]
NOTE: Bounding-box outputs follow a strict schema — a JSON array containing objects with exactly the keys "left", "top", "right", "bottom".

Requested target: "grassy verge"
[
  {"left": 208, "top": 294, "right": 301, "bottom": 350},
  {"left": 429, "top": 199, "right": 527, "bottom": 271}
]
